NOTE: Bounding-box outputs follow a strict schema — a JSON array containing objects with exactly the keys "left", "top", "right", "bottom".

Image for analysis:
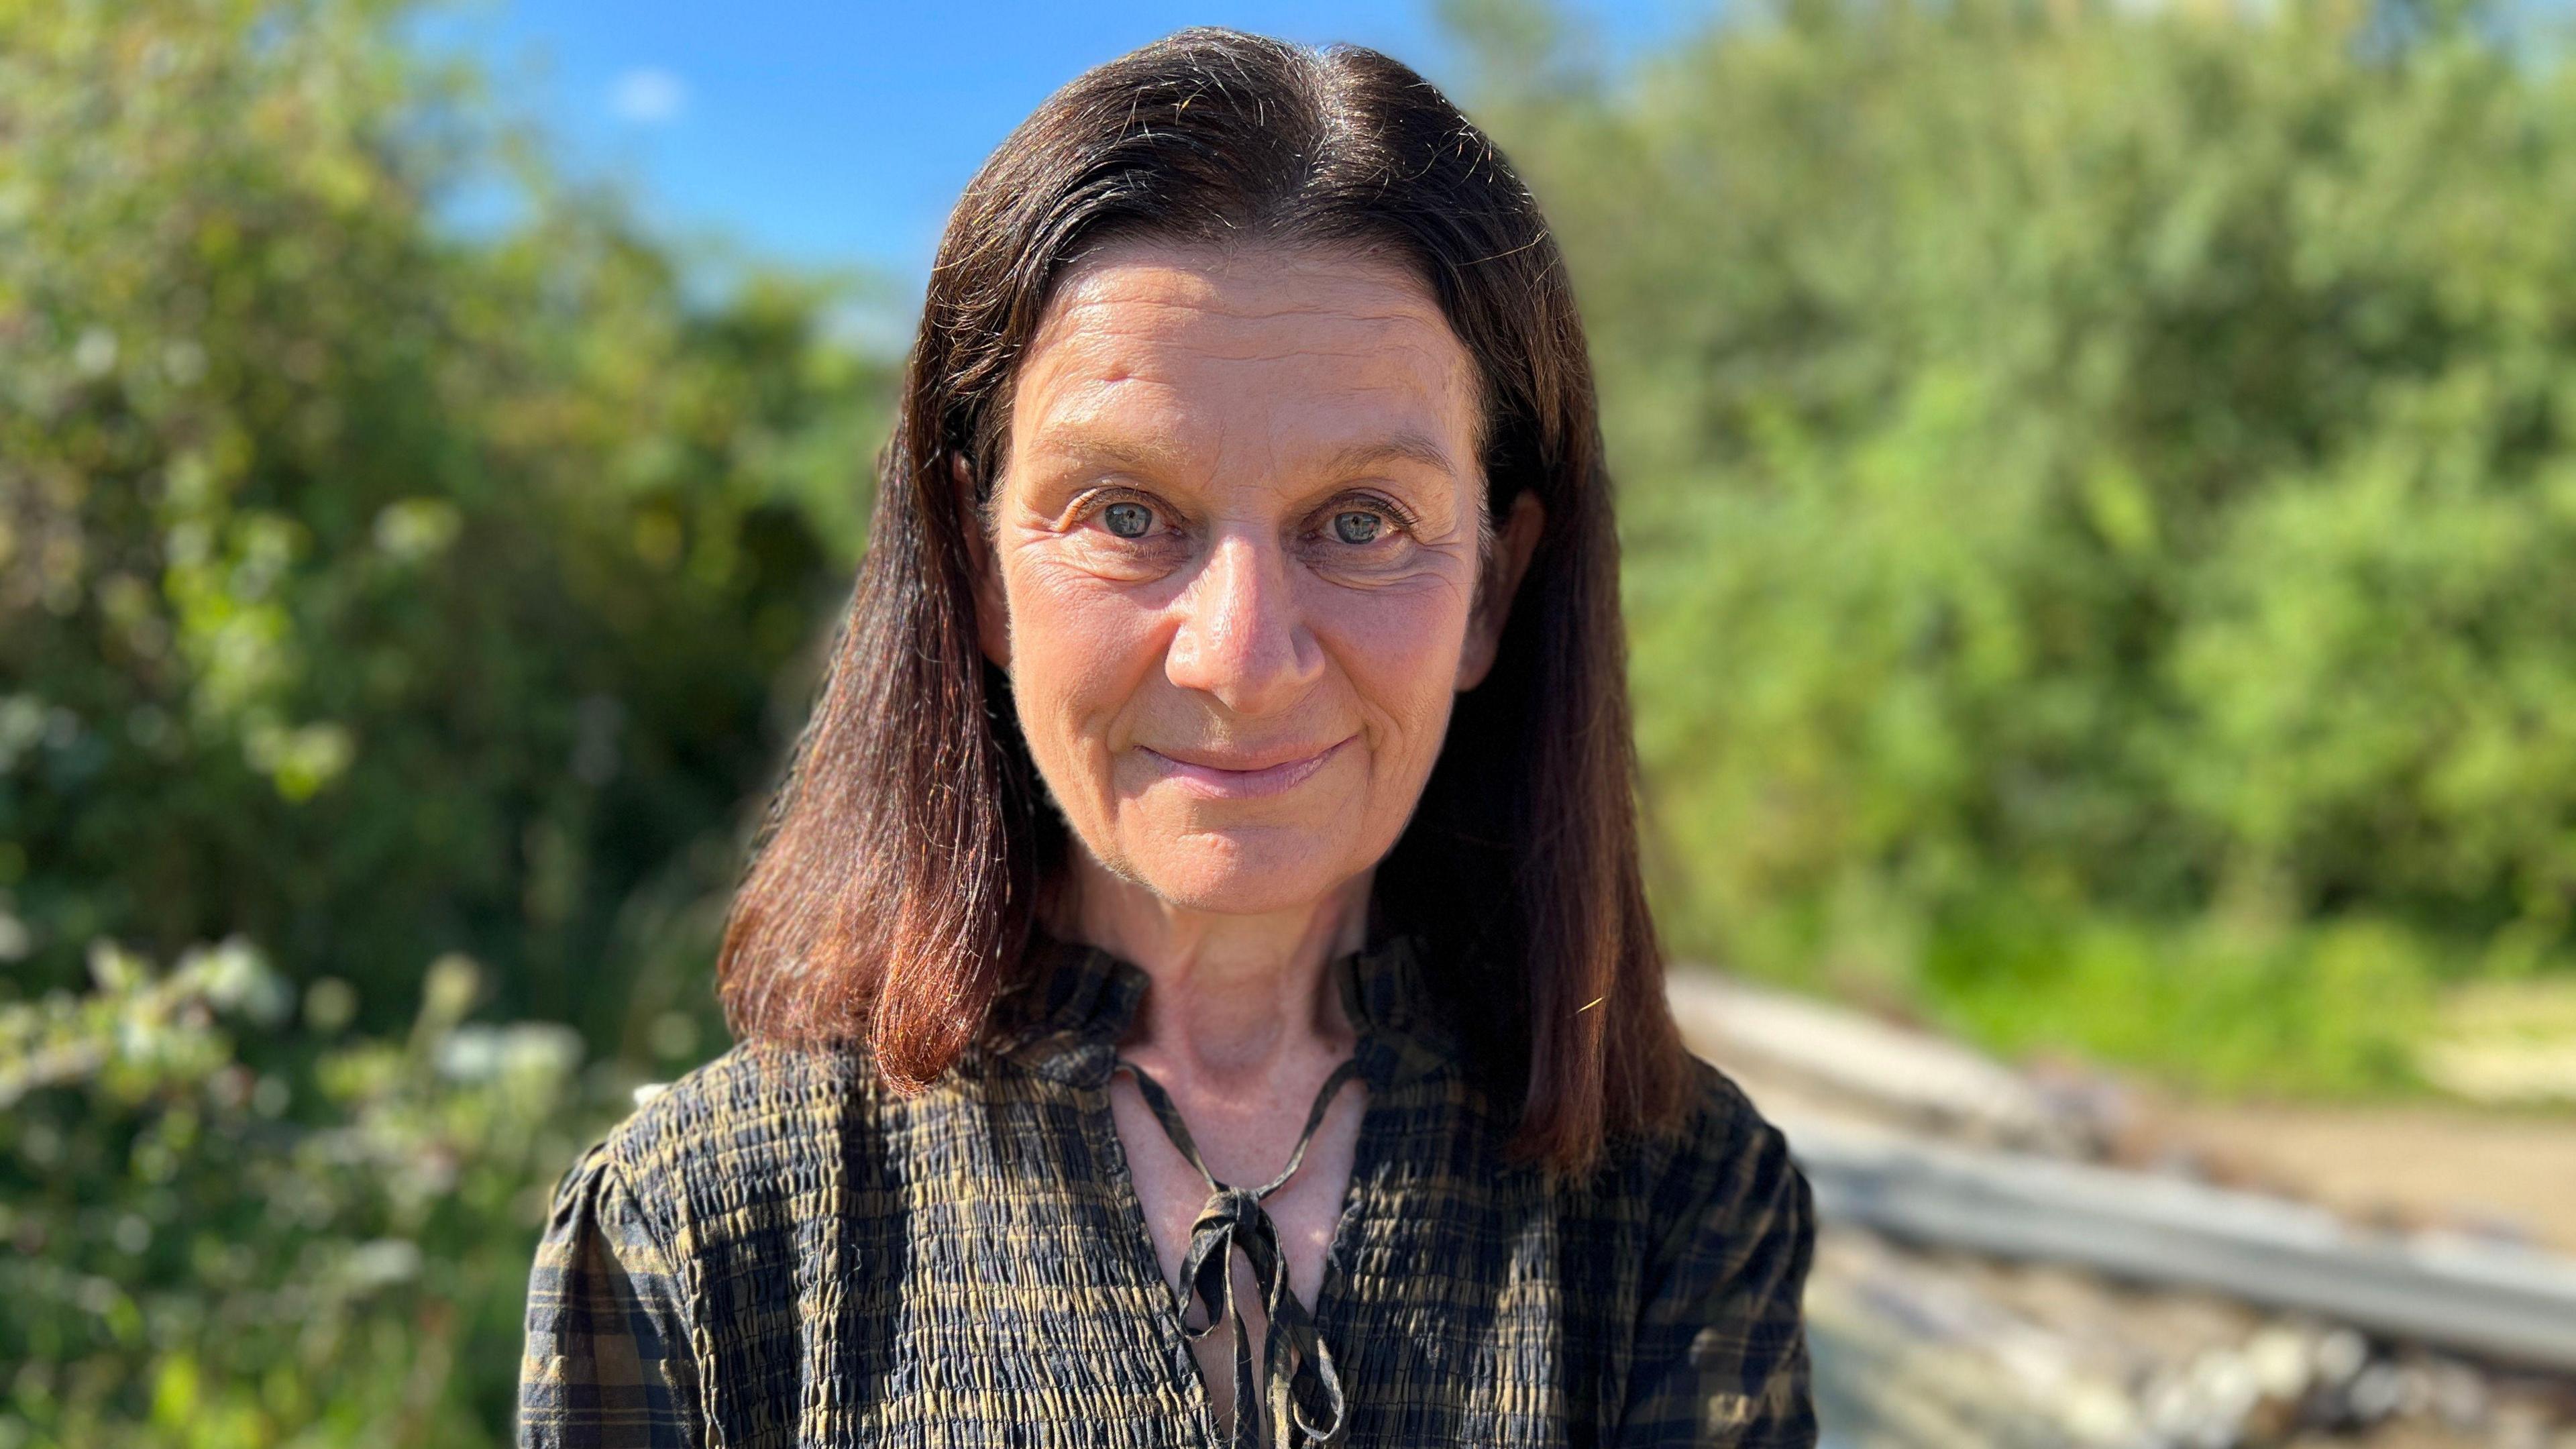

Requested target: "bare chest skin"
[{"left": 1108, "top": 1063, "right": 1368, "bottom": 1440}]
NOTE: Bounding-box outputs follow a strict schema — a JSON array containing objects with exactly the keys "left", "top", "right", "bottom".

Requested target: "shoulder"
[
  {"left": 1662, "top": 1058, "right": 1807, "bottom": 1225},
  {"left": 527, "top": 1073, "right": 753, "bottom": 1447},
  {"left": 1576, "top": 1057, "right": 1812, "bottom": 1255},
  {"left": 590, "top": 1038, "right": 877, "bottom": 1231},
  {"left": 608, "top": 1038, "right": 868, "bottom": 1147},
  {"left": 1607, "top": 1063, "right": 1819, "bottom": 1443}
]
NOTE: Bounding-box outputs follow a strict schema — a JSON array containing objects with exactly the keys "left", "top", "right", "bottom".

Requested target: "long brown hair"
[{"left": 716, "top": 28, "right": 1687, "bottom": 1175}]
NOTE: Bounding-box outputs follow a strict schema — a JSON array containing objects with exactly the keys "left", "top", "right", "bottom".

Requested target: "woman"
[{"left": 520, "top": 28, "right": 1815, "bottom": 1449}]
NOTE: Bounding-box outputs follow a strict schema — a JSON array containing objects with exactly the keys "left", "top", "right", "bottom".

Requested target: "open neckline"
[
  {"left": 1085, "top": 1038, "right": 1391, "bottom": 1448},
  {"left": 992, "top": 926, "right": 1458, "bottom": 1095},
  {"left": 996, "top": 928, "right": 1456, "bottom": 1442}
]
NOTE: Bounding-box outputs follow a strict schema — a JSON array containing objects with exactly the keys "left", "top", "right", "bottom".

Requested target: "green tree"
[
  {"left": 0, "top": 0, "right": 892, "bottom": 1055},
  {"left": 1460, "top": 0, "right": 2576, "bottom": 1088}
]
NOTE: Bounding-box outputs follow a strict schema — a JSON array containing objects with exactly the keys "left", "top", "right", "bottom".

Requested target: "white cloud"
[{"left": 609, "top": 67, "right": 688, "bottom": 125}]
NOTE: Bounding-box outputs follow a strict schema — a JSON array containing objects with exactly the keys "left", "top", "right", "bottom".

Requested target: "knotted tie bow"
[{"left": 1114, "top": 1055, "right": 1364, "bottom": 1448}]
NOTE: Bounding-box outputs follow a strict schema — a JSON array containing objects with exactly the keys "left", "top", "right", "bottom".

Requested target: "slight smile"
[{"left": 1134, "top": 737, "right": 1354, "bottom": 800}]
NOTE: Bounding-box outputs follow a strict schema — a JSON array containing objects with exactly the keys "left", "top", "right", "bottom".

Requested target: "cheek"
[
  {"left": 1319, "top": 578, "right": 1474, "bottom": 745},
  {"left": 1003, "top": 561, "right": 1165, "bottom": 752}
]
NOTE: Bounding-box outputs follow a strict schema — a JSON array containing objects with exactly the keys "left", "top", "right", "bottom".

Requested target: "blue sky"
[{"left": 425, "top": 1, "right": 1715, "bottom": 293}]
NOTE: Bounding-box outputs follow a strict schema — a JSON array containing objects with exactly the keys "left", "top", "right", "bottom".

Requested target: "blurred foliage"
[
  {"left": 1, "top": 0, "right": 886, "bottom": 1439},
  {"left": 0, "top": 0, "right": 891, "bottom": 1053},
  {"left": 1, "top": 938, "right": 602, "bottom": 1448},
  {"left": 1456, "top": 0, "right": 2576, "bottom": 1092}
]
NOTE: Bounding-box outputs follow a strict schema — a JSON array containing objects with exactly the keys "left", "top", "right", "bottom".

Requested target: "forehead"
[{"left": 1007, "top": 239, "right": 1481, "bottom": 472}]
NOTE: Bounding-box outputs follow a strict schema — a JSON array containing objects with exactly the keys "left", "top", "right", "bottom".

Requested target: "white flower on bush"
[{"left": 433, "top": 1022, "right": 583, "bottom": 1085}]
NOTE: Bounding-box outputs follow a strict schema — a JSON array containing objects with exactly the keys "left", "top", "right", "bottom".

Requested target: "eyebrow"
[
  {"left": 1025, "top": 429, "right": 1464, "bottom": 484},
  {"left": 1320, "top": 433, "right": 1464, "bottom": 481},
  {"left": 1025, "top": 432, "right": 1195, "bottom": 481}
]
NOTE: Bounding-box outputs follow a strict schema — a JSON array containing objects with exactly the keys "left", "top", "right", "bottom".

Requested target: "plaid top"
[{"left": 518, "top": 931, "right": 1817, "bottom": 1448}]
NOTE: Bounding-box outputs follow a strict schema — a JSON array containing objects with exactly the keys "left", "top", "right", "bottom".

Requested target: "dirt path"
[{"left": 2153, "top": 1098, "right": 2576, "bottom": 1252}]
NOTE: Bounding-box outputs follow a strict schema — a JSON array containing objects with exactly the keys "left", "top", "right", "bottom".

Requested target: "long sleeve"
[
  {"left": 519, "top": 1140, "right": 706, "bottom": 1449},
  {"left": 1614, "top": 1075, "right": 1820, "bottom": 1448}
]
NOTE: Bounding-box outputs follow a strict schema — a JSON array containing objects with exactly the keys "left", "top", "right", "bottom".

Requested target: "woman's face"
[{"left": 974, "top": 239, "right": 1538, "bottom": 916}]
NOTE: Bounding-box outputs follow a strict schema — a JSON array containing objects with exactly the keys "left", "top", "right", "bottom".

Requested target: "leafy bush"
[{"left": 1, "top": 938, "right": 609, "bottom": 1448}]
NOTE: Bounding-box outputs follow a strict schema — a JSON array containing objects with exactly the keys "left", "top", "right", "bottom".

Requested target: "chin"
[{"left": 1122, "top": 828, "right": 1356, "bottom": 915}]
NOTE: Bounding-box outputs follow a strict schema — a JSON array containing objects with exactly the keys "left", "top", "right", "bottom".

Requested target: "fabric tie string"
[{"left": 1114, "top": 1055, "right": 1363, "bottom": 1448}]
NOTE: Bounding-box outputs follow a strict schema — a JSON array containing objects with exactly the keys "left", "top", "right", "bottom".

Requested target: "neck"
[{"left": 1058, "top": 851, "right": 1372, "bottom": 1082}]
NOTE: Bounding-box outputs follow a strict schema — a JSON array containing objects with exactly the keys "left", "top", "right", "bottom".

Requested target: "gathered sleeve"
[
  {"left": 519, "top": 1140, "right": 706, "bottom": 1449},
  {"left": 1615, "top": 1077, "right": 1820, "bottom": 1447}
]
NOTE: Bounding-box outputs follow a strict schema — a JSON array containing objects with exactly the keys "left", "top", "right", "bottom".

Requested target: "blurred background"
[{"left": 9, "top": 0, "right": 2576, "bottom": 1444}]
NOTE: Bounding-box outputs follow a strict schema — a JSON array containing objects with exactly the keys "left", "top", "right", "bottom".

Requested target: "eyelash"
[
  {"left": 1074, "top": 489, "right": 1417, "bottom": 542},
  {"left": 1329, "top": 493, "right": 1417, "bottom": 539}
]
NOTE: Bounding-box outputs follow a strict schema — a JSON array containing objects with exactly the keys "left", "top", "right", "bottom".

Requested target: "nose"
[{"left": 1163, "top": 528, "right": 1323, "bottom": 714}]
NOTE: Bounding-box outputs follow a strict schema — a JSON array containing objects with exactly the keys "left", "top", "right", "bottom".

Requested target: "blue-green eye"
[
  {"left": 1103, "top": 500, "right": 1154, "bottom": 539},
  {"left": 1332, "top": 511, "right": 1383, "bottom": 545}
]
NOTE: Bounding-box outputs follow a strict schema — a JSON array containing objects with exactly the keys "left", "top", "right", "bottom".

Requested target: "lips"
[{"left": 1134, "top": 736, "right": 1353, "bottom": 800}]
